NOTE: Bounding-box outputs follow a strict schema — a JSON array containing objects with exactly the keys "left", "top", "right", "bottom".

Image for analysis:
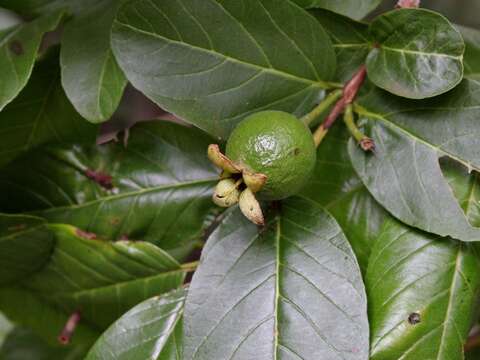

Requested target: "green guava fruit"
[{"left": 226, "top": 110, "right": 316, "bottom": 200}]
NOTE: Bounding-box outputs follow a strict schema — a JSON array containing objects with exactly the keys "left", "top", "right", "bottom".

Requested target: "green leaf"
[
  {"left": 366, "top": 159, "right": 480, "bottom": 359},
  {"left": 457, "top": 25, "right": 480, "bottom": 80},
  {"left": 0, "top": 11, "right": 63, "bottom": 111},
  {"left": 366, "top": 9, "right": 464, "bottom": 99},
  {"left": 0, "top": 0, "right": 98, "bottom": 17},
  {"left": 349, "top": 79, "right": 480, "bottom": 242},
  {"left": 60, "top": 0, "right": 127, "bottom": 123},
  {"left": 0, "top": 287, "right": 99, "bottom": 346},
  {"left": 0, "top": 9, "right": 21, "bottom": 30},
  {"left": 293, "top": 0, "right": 381, "bottom": 20},
  {"left": 0, "top": 214, "right": 54, "bottom": 286},
  {"left": 466, "top": 347, "right": 480, "bottom": 360},
  {"left": 0, "top": 49, "right": 98, "bottom": 168},
  {"left": 1, "top": 223, "right": 186, "bottom": 332},
  {"left": 0, "top": 313, "right": 13, "bottom": 348},
  {"left": 310, "top": 9, "right": 371, "bottom": 82},
  {"left": 0, "top": 327, "right": 89, "bottom": 360},
  {"left": 367, "top": 221, "right": 480, "bottom": 359},
  {"left": 86, "top": 288, "right": 185, "bottom": 360},
  {"left": 300, "top": 124, "right": 387, "bottom": 273},
  {"left": 111, "top": 0, "right": 336, "bottom": 140},
  {"left": 184, "top": 197, "right": 369, "bottom": 360},
  {"left": 0, "top": 121, "right": 220, "bottom": 260}
]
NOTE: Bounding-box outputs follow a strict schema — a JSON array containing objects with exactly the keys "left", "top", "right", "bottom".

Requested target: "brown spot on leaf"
[
  {"left": 408, "top": 312, "right": 421, "bottom": 325},
  {"left": 85, "top": 169, "right": 113, "bottom": 190},
  {"left": 8, "top": 40, "right": 23, "bottom": 55},
  {"left": 75, "top": 228, "right": 97, "bottom": 240},
  {"left": 7, "top": 224, "right": 27, "bottom": 232},
  {"left": 109, "top": 217, "right": 121, "bottom": 225}
]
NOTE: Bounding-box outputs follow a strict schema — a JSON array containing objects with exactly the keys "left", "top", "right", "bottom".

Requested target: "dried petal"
[
  {"left": 212, "top": 179, "right": 241, "bottom": 208},
  {"left": 207, "top": 144, "right": 241, "bottom": 173},
  {"left": 239, "top": 188, "right": 265, "bottom": 225},
  {"left": 243, "top": 170, "right": 267, "bottom": 193}
]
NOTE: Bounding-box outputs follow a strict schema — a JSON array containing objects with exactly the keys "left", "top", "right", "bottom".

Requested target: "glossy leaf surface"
[
  {"left": 458, "top": 25, "right": 480, "bottom": 79},
  {"left": 0, "top": 121, "right": 219, "bottom": 260},
  {"left": 300, "top": 124, "right": 387, "bottom": 273},
  {"left": 367, "top": 221, "right": 480, "bottom": 359},
  {"left": 0, "top": 50, "right": 98, "bottom": 168},
  {"left": 1, "top": 224, "right": 186, "bottom": 331},
  {"left": 367, "top": 160, "right": 480, "bottom": 359},
  {"left": 350, "top": 79, "right": 480, "bottom": 241},
  {"left": 0, "top": 0, "right": 98, "bottom": 17},
  {"left": 184, "top": 197, "right": 369, "bottom": 360},
  {"left": 0, "top": 11, "right": 63, "bottom": 111},
  {"left": 111, "top": 0, "right": 335, "bottom": 140},
  {"left": 61, "top": 0, "right": 127, "bottom": 122},
  {"left": 0, "top": 287, "right": 100, "bottom": 346},
  {"left": 0, "top": 214, "right": 53, "bottom": 286},
  {"left": 311, "top": 9, "right": 371, "bottom": 82},
  {"left": 293, "top": 0, "right": 381, "bottom": 20},
  {"left": 0, "top": 327, "right": 88, "bottom": 360},
  {"left": 366, "top": 9, "right": 464, "bottom": 99},
  {"left": 87, "top": 288, "right": 186, "bottom": 360}
]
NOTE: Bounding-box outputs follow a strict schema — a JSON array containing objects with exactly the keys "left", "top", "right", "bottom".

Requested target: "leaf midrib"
[
  {"left": 379, "top": 45, "right": 463, "bottom": 60},
  {"left": 47, "top": 268, "right": 187, "bottom": 298},
  {"left": 38, "top": 177, "right": 218, "bottom": 214},
  {"left": 354, "top": 104, "right": 480, "bottom": 172},
  {"left": 112, "top": 20, "right": 333, "bottom": 89}
]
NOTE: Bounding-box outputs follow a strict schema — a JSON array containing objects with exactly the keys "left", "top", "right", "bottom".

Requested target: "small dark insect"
[
  {"left": 8, "top": 40, "right": 23, "bottom": 56},
  {"left": 408, "top": 312, "right": 421, "bottom": 325}
]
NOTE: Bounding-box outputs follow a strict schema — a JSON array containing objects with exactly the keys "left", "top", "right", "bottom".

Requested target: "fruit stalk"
[
  {"left": 343, "top": 105, "right": 375, "bottom": 152},
  {"left": 312, "top": 65, "right": 367, "bottom": 147},
  {"left": 301, "top": 89, "right": 342, "bottom": 126}
]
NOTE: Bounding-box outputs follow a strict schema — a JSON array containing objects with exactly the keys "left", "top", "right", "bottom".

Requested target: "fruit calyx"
[{"left": 208, "top": 144, "right": 266, "bottom": 225}]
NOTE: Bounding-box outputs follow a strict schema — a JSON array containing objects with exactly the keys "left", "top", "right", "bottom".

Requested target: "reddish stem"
[
  {"left": 58, "top": 311, "right": 81, "bottom": 345},
  {"left": 396, "top": 0, "right": 420, "bottom": 8},
  {"left": 322, "top": 65, "right": 367, "bottom": 131},
  {"left": 465, "top": 328, "right": 480, "bottom": 352}
]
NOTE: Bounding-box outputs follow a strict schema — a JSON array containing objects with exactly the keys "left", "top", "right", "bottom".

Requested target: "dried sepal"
[
  {"left": 239, "top": 188, "right": 265, "bottom": 226},
  {"left": 212, "top": 179, "right": 241, "bottom": 208},
  {"left": 207, "top": 144, "right": 241, "bottom": 173},
  {"left": 243, "top": 170, "right": 267, "bottom": 193}
]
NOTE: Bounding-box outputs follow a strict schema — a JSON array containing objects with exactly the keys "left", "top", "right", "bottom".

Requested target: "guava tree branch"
[
  {"left": 312, "top": 65, "right": 367, "bottom": 146},
  {"left": 396, "top": 0, "right": 420, "bottom": 8}
]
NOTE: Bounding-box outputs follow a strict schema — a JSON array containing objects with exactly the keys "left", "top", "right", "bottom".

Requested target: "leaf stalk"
[
  {"left": 301, "top": 89, "right": 342, "bottom": 126},
  {"left": 312, "top": 65, "right": 367, "bottom": 148}
]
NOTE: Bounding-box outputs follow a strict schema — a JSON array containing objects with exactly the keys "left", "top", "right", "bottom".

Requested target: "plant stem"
[
  {"left": 343, "top": 105, "right": 375, "bottom": 152},
  {"left": 312, "top": 65, "right": 367, "bottom": 148},
  {"left": 465, "top": 327, "right": 480, "bottom": 352},
  {"left": 396, "top": 0, "right": 420, "bottom": 8},
  {"left": 181, "top": 261, "right": 199, "bottom": 272},
  {"left": 58, "top": 311, "right": 81, "bottom": 345},
  {"left": 301, "top": 89, "right": 342, "bottom": 126}
]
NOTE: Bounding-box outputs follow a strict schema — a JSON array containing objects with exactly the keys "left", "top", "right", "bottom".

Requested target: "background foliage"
[{"left": 0, "top": 0, "right": 479, "bottom": 359}]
